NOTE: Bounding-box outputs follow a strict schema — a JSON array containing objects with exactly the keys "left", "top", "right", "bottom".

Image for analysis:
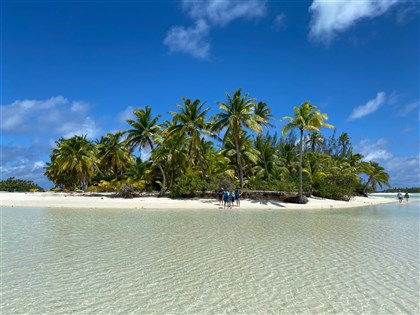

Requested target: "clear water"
[{"left": 2, "top": 200, "right": 419, "bottom": 314}]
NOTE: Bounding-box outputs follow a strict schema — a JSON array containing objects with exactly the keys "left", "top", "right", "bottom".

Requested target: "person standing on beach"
[
  {"left": 230, "top": 191, "right": 235, "bottom": 207},
  {"left": 223, "top": 190, "right": 229, "bottom": 208},
  {"left": 218, "top": 188, "right": 224, "bottom": 206},
  {"left": 405, "top": 192, "right": 409, "bottom": 202},
  {"left": 397, "top": 191, "right": 403, "bottom": 203},
  {"left": 235, "top": 187, "right": 241, "bottom": 207}
]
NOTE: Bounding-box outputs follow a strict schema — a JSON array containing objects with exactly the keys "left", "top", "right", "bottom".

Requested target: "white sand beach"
[{"left": 1, "top": 192, "right": 396, "bottom": 210}]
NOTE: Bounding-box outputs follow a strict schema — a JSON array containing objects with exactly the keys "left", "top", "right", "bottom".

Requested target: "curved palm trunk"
[
  {"left": 298, "top": 129, "right": 304, "bottom": 199},
  {"left": 157, "top": 163, "right": 166, "bottom": 196},
  {"left": 363, "top": 176, "right": 372, "bottom": 194}
]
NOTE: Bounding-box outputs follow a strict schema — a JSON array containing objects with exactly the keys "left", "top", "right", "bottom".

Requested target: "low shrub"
[
  {"left": 117, "top": 185, "right": 138, "bottom": 199},
  {"left": 170, "top": 173, "right": 208, "bottom": 198},
  {"left": 313, "top": 174, "right": 357, "bottom": 200}
]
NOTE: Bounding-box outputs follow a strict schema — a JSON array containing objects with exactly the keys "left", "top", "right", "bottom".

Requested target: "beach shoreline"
[{"left": 1, "top": 191, "right": 396, "bottom": 210}]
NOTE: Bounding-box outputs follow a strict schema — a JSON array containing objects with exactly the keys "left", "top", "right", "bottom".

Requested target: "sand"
[{"left": 1, "top": 191, "right": 396, "bottom": 210}]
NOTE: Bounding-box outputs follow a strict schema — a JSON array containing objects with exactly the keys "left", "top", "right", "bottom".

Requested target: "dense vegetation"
[
  {"left": 0, "top": 177, "right": 44, "bottom": 192},
  {"left": 44, "top": 88, "right": 391, "bottom": 201}
]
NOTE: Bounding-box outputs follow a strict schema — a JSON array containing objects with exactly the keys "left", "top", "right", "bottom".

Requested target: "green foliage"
[
  {"left": 41, "top": 92, "right": 391, "bottom": 201},
  {"left": 0, "top": 177, "right": 44, "bottom": 192},
  {"left": 88, "top": 179, "right": 146, "bottom": 192},
  {"left": 313, "top": 173, "right": 357, "bottom": 200},
  {"left": 170, "top": 173, "right": 208, "bottom": 198}
]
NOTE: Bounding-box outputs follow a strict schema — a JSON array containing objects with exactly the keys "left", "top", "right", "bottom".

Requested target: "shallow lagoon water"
[{"left": 2, "top": 199, "right": 419, "bottom": 314}]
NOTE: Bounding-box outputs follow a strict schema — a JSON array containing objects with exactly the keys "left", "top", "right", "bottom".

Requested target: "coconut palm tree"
[
  {"left": 338, "top": 132, "right": 351, "bottom": 158},
  {"left": 126, "top": 106, "right": 167, "bottom": 194},
  {"left": 50, "top": 135, "right": 98, "bottom": 191},
  {"left": 167, "top": 97, "right": 211, "bottom": 179},
  {"left": 281, "top": 102, "right": 334, "bottom": 202},
  {"left": 212, "top": 88, "right": 266, "bottom": 187},
  {"left": 96, "top": 132, "right": 133, "bottom": 179},
  {"left": 362, "top": 161, "right": 390, "bottom": 193},
  {"left": 306, "top": 131, "right": 324, "bottom": 153}
]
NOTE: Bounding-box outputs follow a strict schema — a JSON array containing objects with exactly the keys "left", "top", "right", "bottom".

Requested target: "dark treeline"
[
  {"left": 0, "top": 177, "right": 44, "bottom": 192},
  {"left": 383, "top": 188, "right": 420, "bottom": 193},
  {"left": 44, "top": 88, "right": 391, "bottom": 202}
]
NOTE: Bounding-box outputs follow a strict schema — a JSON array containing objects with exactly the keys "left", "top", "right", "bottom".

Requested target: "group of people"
[
  {"left": 218, "top": 187, "right": 241, "bottom": 208},
  {"left": 397, "top": 191, "right": 409, "bottom": 203}
]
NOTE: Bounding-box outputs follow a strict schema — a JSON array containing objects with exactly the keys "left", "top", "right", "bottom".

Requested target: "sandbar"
[{"left": 1, "top": 192, "right": 396, "bottom": 210}]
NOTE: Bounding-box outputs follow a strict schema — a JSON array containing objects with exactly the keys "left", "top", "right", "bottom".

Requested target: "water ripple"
[{"left": 2, "top": 203, "right": 419, "bottom": 314}]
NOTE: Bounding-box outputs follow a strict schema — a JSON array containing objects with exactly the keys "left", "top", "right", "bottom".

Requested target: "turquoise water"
[{"left": 2, "top": 200, "right": 419, "bottom": 314}]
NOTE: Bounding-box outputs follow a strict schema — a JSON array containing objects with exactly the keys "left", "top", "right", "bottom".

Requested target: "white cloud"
[
  {"left": 385, "top": 155, "right": 420, "bottom": 188},
  {"left": 1, "top": 96, "right": 101, "bottom": 137},
  {"left": 348, "top": 92, "right": 386, "bottom": 120},
  {"left": 182, "top": 0, "right": 266, "bottom": 27},
  {"left": 309, "top": 0, "right": 401, "bottom": 43},
  {"left": 355, "top": 138, "right": 420, "bottom": 187},
  {"left": 118, "top": 106, "right": 135, "bottom": 125},
  {"left": 1, "top": 96, "right": 102, "bottom": 188},
  {"left": 164, "top": 20, "right": 210, "bottom": 59},
  {"left": 356, "top": 138, "right": 393, "bottom": 162},
  {"left": 165, "top": 0, "right": 267, "bottom": 58}
]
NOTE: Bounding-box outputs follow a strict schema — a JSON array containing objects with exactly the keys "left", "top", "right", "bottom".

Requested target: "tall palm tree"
[
  {"left": 281, "top": 102, "right": 334, "bottom": 202},
  {"left": 167, "top": 97, "right": 211, "bottom": 179},
  {"left": 362, "top": 161, "right": 390, "bottom": 193},
  {"left": 254, "top": 134, "right": 280, "bottom": 180},
  {"left": 306, "top": 131, "right": 324, "bottom": 153},
  {"left": 212, "top": 88, "right": 266, "bottom": 187},
  {"left": 96, "top": 132, "right": 133, "bottom": 179},
  {"left": 126, "top": 106, "right": 167, "bottom": 194},
  {"left": 338, "top": 132, "right": 351, "bottom": 158}
]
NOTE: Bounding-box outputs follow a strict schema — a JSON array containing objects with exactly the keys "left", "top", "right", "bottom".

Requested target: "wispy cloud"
[
  {"left": 398, "top": 100, "right": 420, "bottom": 117},
  {"left": 1, "top": 96, "right": 101, "bottom": 138},
  {"left": 182, "top": 0, "right": 266, "bottom": 27},
  {"left": 355, "top": 138, "right": 420, "bottom": 187},
  {"left": 164, "top": 20, "right": 210, "bottom": 59},
  {"left": 356, "top": 138, "right": 393, "bottom": 162},
  {"left": 164, "top": 0, "right": 267, "bottom": 58},
  {"left": 309, "top": 0, "right": 401, "bottom": 43},
  {"left": 1, "top": 96, "right": 102, "bottom": 187},
  {"left": 272, "top": 13, "right": 286, "bottom": 31},
  {"left": 348, "top": 92, "right": 386, "bottom": 120}
]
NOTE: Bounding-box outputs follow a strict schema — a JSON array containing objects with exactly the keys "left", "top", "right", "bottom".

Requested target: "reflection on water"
[{"left": 2, "top": 201, "right": 419, "bottom": 314}]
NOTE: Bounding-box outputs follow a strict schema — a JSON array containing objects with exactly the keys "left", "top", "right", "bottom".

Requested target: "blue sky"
[{"left": 1, "top": 0, "right": 419, "bottom": 189}]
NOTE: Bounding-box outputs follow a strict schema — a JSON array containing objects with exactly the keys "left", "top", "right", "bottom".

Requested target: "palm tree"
[
  {"left": 254, "top": 134, "right": 280, "bottom": 180},
  {"left": 212, "top": 88, "right": 266, "bottom": 187},
  {"left": 338, "top": 132, "right": 351, "bottom": 158},
  {"left": 96, "top": 132, "right": 133, "bottom": 179},
  {"left": 306, "top": 131, "right": 324, "bottom": 153},
  {"left": 281, "top": 102, "right": 334, "bottom": 202},
  {"left": 126, "top": 106, "right": 167, "bottom": 194},
  {"left": 220, "top": 133, "right": 261, "bottom": 184},
  {"left": 167, "top": 97, "right": 211, "bottom": 179},
  {"left": 50, "top": 135, "right": 98, "bottom": 191},
  {"left": 362, "top": 161, "right": 390, "bottom": 193}
]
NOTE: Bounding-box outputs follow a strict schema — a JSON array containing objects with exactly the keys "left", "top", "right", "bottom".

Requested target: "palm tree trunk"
[
  {"left": 197, "top": 147, "right": 206, "bottom": 179},
  {"left": 235, "top": 133, "right": 243, "bottom": 187},
  {"left": 299, "top": 129, "right": 304, "bottom": 199},
  {"left": 363, "top": 176, "right": 372, "bottom": 193},
  {"left": 150, "top": 143, "right": 166, "bottom": 196}
]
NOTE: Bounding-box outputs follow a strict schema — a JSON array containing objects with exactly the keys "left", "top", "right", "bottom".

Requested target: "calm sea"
[{"left": 2, "top": 198, "right": 419, "bottom": 314}]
